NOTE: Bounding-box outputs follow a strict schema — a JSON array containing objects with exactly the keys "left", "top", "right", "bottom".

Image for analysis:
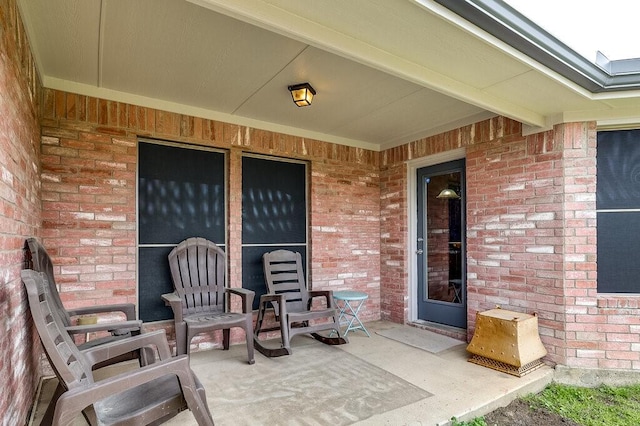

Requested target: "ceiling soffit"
[{"left": 18, "top": 0, "right": 640, "bottom": 149}]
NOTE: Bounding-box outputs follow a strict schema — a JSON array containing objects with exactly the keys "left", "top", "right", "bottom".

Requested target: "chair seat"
[
  {"left": 185, "top": 311, "right": 249, "bottom": 329},
  {"left": 288, "top": 309, "right": 336, "bottom": 323},
  {"left": 76, "top": 333, "right": 131, "bottom": 351},
  {"left": 94, "top": 374, "right": 207, "bottom": 425}
]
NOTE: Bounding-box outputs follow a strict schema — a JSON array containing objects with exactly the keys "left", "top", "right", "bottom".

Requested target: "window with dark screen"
[
  {"left": 137, "top": 140, "right": 226, "bottom": 321},
  {"left": 241, "top": 155, "right": 308, "bottom": 308},
  {"left": 596, "top": 129, "right": 640, "bottom": 293}
]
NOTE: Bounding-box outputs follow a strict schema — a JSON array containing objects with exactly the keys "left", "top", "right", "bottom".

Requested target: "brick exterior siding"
[
  {"left": 380, "top": 118, "right": 640, "bottom": 369},
  {"left": 381, "top": 119, "right": 572, "bottom": 361},
  {"left": 466, "top": 124, "right": 568, "bottom": 365},
  {"left": 0, "top": 0, "right": 43, "bottom": 423},
  {"left": 37, "top": 93, "right": 637, "bottom": 369},
  {"left": 39, "top": 88, "right": 381, "bottom": 351}
]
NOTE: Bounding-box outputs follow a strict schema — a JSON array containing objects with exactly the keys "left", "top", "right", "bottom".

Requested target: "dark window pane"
[
  {"left": 597, "top": 130, "right": 640, "bottom": 210},
  {"left": 242, "top": 157, "right": 306, "bottom": 244},
  {"left": 138, "top": 142, "right": 225, "bottom": 244},
  {"left": 138, "top": 141, "right": 226, "bottom": 322},
  {"left": 597, "top": 212, "right": 640, "bottom": 293},
  {"left": 241, "top": 156, "right": 307, "bottom": 297},
  {"left": 138, "top": 246, "right": 174, "bottom": 322}
]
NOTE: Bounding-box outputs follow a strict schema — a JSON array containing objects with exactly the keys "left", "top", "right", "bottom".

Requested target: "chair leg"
[
  {"left": 175, "top": 323, "right": 188, "bottom": 356},
  {"left": 222, "top": 328, "right": 230, "bottom": 350},
  {"left": 311, "top": 332, "right": 348, "bottom": 346},
  {"left": 42, "top": 381, "right": 65, "bottom": 426},
  {"left": 196, "top": 386, "right": 214, "bottom": 423},
  {"left": 175, "top": 371, "right": 214, "bottom": 426},
  {"left": 185, "top": 328, "right": 196, "bottom": 356},
  {"left": 44, "top": 381, "right": 99, "bottom": 426},
  {"left": 310, "top": 313, "right": 348, "bottom": 346},
  {"left": 253, "top": 304, "right": 291, "bottom": 357},
  {"left": 281, "top": 318, "right": 292, "bottom": 354},
  {"left": 245, "top": 317, "right": 255, "bottom": 365},
  {"left": 140, "top": 346, "right": 156, "bottom": 366}
]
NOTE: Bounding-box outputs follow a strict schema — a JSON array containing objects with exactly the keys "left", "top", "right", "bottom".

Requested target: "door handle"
[{"left": 416, "top": 249, "right": 423, "bottom": 255}]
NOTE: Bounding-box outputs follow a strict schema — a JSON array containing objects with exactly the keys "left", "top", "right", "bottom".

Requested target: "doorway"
[{"left": 416, "top": 159, "right": 466, "bottom": 328}]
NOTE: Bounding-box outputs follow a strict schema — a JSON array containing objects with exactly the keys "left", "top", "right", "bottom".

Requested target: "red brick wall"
[
  {"left": 381, "top": 118, "right": 574, "bottom": 362},
  {"left": 39, "top": 89, "right": 381, "bottom": 351},
  {"left": 466, "top": 125, "right": 567, "bottom": 364},
  {"left": 380, "top": 118, "right": 640, "bottom": 368},
  {"left": 558, "top": 123, "right": 639, "bottom": 370},
  {"left": 0, "top": 0, "right": 43, "bottom": 422},
  {"left": 380, "top": 123, "right": 493, "bottom": 323},
  {"left": 379, "top": 160, "right": 408, "bottom": 322},
  {"left": 309, "top": 158, "right": 380, "bottom": 317},
  {"left": 381, "top": 117, "right": 564, "bottom": 351}
]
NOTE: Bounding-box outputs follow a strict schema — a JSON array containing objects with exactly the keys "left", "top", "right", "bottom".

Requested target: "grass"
[
  {"left": 452, "top": 382, "right": 640, "bottom": 426},
  {"left": 526, "top": 382, "right": 640, "bottom": 425},
  {"left": 451, "top": 418, "right": 488, "bottom": 426}
]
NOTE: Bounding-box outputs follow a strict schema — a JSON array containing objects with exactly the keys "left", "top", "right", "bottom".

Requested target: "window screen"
[
  {"left": 596, "top": 129, "right": 640, "bottom": 293},
  {"left": 241, "top": 156, "right": 307, "bottom": 308},
  {"left": 138, "top": 140, "right": 226, "bottom": 321}
]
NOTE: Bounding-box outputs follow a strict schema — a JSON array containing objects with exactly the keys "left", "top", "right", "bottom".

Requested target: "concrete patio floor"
[{"left": 31, "top": 320, "right": 553, "bottom": 425}]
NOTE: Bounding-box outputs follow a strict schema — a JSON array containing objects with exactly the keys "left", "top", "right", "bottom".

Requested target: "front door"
[{"left": 416, "top": 159, "right": 466, "bottom": 328}]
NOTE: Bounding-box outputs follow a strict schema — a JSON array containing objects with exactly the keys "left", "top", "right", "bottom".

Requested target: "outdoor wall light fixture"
[
  {"left": 288, "top": 82, "right": 316, "bottom": 107},
  {"left": 436, "top": 188, "right": 460, "bottom": 199}
]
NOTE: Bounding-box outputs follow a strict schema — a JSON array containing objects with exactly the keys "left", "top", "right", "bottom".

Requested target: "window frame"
[
  {"left": 596, "top": 129, "right": 640, "bottom": 294},
  {"left": 136, "top": 138, "right": 228, "bottom": 322}
]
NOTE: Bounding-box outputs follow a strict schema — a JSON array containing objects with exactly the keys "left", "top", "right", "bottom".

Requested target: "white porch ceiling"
[{"left": 17, "top": 0, "right": 640, "bottom": 151}]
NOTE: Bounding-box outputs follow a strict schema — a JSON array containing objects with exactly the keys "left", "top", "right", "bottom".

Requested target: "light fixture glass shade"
[
  {"left": 436, "top": 188, "right": 460, "bottom": 199},
  {"left": 288, "top": 83, "right": 316, "bottom": 107}
]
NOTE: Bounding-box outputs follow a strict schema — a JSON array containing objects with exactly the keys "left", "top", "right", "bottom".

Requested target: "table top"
[{"left": 333, "top": 290, "right": 368, "bottom": 301}]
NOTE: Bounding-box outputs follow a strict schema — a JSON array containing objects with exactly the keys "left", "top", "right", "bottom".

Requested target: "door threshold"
[{"left": 410, "top": 320, "right": 467, "bottom": 342}]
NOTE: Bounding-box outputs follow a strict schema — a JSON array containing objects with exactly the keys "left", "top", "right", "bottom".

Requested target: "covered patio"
[
  {"left": 3, "top": 0, "right": 640, "bottom": 424},
  {"left": 31, "top": 321, "right": 553, "bottom": 425}
]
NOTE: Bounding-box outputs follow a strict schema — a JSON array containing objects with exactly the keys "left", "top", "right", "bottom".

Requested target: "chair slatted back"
[
  {"left": 25, "top": 238, "right": 73, "bottom": 327},
  {"left": 168, "top": 237, "right": 225, "bottom": 315},
  {"left": 263, "top": 250, "right": 309, "bottom": 314},
  {"left": 21, "top": 270, "right": 93, "bottom": 390}
]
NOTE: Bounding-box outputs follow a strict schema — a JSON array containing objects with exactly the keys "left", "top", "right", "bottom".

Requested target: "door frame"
[{"left": 406, "top": 148, "right": 466, "bottom": 324}]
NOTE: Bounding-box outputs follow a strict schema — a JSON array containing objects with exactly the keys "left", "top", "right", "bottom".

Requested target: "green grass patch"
[
  {"left": 524, "top": 382, "right": 640, "bottom": 426},
  {"left": 450, "top": 418, "right": 488, "bottom": 426},
  {"left": 452, "top": 382, "right": 640, "bottom": 426}
]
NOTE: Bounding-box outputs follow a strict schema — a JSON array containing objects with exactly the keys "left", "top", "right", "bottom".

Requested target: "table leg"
[{"left": 340, "top": 299, "right": 370, "bottom": 337}]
